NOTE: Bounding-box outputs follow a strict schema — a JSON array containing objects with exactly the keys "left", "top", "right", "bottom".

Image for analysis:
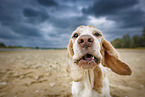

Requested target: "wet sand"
[{"left": 0, "top": 49, "right": 145, "bottom": 97}]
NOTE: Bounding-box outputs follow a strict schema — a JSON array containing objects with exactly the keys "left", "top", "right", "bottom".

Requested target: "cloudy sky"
[{"left": 0, "top": 0, "right": 145, "bottom": 48}]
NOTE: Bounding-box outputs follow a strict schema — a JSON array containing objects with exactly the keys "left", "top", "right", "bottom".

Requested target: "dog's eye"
[
  {"left": 73, "top": 33, "right": 79, "bottom": 38},
  {"left": 94, "top": 32, "right": 100, "bottom": 37}
]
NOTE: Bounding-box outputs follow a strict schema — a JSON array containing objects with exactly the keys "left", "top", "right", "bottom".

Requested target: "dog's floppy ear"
[
  {"left": 67, "top": 39, "right": 73, "bottom": 73},
  {"left": 101, "top": 38, "right": 132, "bottom": 75},
  {"left": 67, "top": 39, "right": 74, "bottom": 57}
]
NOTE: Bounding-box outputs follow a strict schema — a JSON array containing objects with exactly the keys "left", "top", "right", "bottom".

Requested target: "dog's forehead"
[{"left": 74, "top": 25, "right": 101, "bottom": 34}]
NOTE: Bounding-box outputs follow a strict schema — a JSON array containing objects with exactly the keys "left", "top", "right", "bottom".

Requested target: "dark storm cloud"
[
  {"left": 49, "top": 15, "right": 89, "bottom": 29},
  {"left": 83, "top": 0, "right": 138, "bottom": 16},
  {"left": 0, "top": 15, "right": 16, "bottom": 26},
  {"left": 37, "top": 0, "right": 58, "bottom": 7},
  {"left": 11, "top": 23, "right": 42, "bottom": 37},
  {"left": 23, "top": 8, "right": 39, "bottom": 17},
  {"left": 0, "top": 29, "right": 18, "bottom": 40},
  {"left": 0, "top": 3, "right": 21, "bottom": 26},
  {"left": 82, "top": 0, "right": 145, "bottom": 28},
  {"left": 23, "top": 8, "right": 49, "bottom": 24}
]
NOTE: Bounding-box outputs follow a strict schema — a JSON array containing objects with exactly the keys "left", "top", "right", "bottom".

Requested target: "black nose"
[{"left": 78, "top": 35, "right": 94, "bottom": 49}]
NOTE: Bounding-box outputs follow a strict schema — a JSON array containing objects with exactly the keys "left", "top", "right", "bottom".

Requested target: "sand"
[{"left": 0, "top": 49, "right": 145, "bottom": 97}]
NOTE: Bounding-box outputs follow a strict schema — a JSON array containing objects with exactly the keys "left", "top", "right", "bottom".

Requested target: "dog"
[{"left": 67, "top": 25, "right": 132, "bottom": 97}]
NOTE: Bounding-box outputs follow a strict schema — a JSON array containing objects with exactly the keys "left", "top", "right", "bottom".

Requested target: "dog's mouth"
[
  {"left": 80, "top": 54, "right": 99, "bottom": 62},
  {"left": 75, "top": 53, "right": 100, "bottom": 69}
]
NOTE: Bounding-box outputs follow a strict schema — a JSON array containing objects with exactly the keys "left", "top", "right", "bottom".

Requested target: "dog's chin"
[
  {"left": 75, "top": 54, "right": 101, "bottom": 69},
  {"left": 77, "top": 60, "right": 98, "bottom": 69}
]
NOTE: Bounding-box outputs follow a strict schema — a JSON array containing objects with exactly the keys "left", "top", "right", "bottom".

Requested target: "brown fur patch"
[
  {"left": 88, "top": 25, "right": 96, "bottom": 28},
  {"left": 100, "top": 41, "right": 107, "bottom": 67},
  {"left": 67, "top": 39, "right": 74, "bottom": 57},
  {"left": 102, "top": 39, "right": 119, "bottom": 58},
  {"left": 105, "top": 52, "right": 132, "bottom": 75},
  {"left": 93, "top": 66, "right": 103, "bottom": 94},
  {"left": 66, "top": 64, "right": 70, "bottom": 73}
]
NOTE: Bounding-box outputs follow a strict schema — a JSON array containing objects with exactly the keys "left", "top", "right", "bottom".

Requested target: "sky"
[{"left": 0, "top": 0, "right": 145, "bottom": 48}]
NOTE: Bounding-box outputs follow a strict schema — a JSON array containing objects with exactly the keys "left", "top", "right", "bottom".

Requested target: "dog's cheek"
[
  {"left": 93, "top": 39, "right": 102, "bottom": 59},
  {"left": 72, "top": 41, "right": 82, "bottom": 60}
]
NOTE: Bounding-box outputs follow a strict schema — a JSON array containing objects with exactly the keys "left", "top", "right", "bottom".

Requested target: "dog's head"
[{"left": 68, "top": 25, "right": 132, "bottom": 75}]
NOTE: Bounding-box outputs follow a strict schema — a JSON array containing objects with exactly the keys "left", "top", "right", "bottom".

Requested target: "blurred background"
[
  {"left": 0, "top": 0, "right": 145, "bottom": 97},
  {"left": 0, "top": 0, "right": 145, "bottom": 49}
]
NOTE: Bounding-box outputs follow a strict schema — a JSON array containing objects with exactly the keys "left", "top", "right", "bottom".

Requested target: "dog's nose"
[{"left": 78, "top": 35, "right": 94, "bottom": 49}]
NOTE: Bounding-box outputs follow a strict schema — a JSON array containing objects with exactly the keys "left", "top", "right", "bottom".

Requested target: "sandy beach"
[{"left": 0, "top": 49, "right": 145, "bottom": 97}]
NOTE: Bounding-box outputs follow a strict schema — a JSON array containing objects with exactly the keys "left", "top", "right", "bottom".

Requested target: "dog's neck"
[
  {"left": 74, "top": 69, "right": 95, "bottom": 97},
  {"left": 71, "top": 64, "right": 109, "bottom": 97},
  {"left": 83, "top": 69, "right": 94, "bottom": 88},
  {"left": 83, "top": 69, "right": 95, "bottom": 90}
]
